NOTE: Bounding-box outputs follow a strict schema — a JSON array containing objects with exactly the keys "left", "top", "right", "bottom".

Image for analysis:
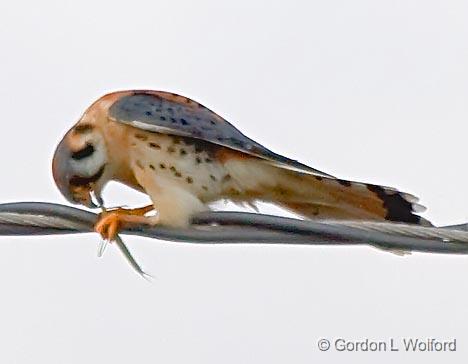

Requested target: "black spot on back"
[
  {"left": 337, "top": 179, "right": 352, "bottom": 187},
  {"left": 135, "top": 134, "right": 148, "bottom": 141},
  {"left": 149, "top": 142, "right": 161, "bottom": 149}
]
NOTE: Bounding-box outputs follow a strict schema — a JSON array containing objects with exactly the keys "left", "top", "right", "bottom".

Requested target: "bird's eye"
[{"left": 71, "top": 144, "right": 95, "bottom": 160}]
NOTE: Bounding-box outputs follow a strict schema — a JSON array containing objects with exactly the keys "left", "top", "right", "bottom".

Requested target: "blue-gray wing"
[{"left": 108, "top": 91, "right": 331, "bottom": 177}]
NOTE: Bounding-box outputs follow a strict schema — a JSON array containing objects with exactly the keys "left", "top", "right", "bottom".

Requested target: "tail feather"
[{"left": 222, "top": 159, "right": 430, "bottom": 226}]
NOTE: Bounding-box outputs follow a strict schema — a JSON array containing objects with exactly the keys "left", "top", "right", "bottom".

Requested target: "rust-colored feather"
[{"left": 221, "top": 158, "right": 428, "bottom": 225}]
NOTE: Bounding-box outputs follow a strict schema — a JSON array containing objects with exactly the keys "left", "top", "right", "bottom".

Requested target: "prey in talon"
[{"left": 52, "top": 90, "right": 431, "bottom": 241}]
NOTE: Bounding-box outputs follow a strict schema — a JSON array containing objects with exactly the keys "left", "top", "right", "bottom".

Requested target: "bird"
[{"left": 52, "top": 90, "right": 429, "bottom": 242}]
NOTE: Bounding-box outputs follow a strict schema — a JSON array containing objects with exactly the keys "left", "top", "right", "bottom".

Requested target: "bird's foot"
[{"left": 95, "top": 205, "right": 154, "bottom": 241}]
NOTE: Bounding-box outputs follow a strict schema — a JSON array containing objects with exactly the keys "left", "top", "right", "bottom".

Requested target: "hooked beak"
[
  {"left": 69, "top": 186, "right": 104, "bottom": 209},
  {"left": 91, "top": 191, "right": 105, "bottom": 208}
]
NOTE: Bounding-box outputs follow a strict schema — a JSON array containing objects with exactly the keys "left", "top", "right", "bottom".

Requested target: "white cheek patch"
[{"left": 70, "top": 143, "right": 107, "bottom": 177}]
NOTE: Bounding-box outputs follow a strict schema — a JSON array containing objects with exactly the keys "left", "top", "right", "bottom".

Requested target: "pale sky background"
[{"left": 0, "top": 0, "right": 468, "bottom": 363}]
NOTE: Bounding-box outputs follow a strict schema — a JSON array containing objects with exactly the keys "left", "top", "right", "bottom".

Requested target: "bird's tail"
[{"left": 223, "top": 158, "right": 430, "bottom": 226}]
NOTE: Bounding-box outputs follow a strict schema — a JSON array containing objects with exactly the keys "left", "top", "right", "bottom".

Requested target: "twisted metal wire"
[{"left": 1, "top": 202, "right": 468, "bottom": 277}]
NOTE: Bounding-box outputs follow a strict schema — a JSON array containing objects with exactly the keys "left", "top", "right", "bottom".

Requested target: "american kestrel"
[{"left": 52, "top": 90, "right": 429, "bottom": 241}]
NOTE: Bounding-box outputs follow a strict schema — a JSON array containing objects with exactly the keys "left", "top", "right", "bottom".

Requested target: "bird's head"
[
  {"left": 51, "top": 91, "right": 127, "bottom": 209},
  {"left": 52, "top": 121, "right": 110, "bottom": 208},
  {"left": 52, "top": 90, "right": 144, "bottom": 208},
  {"left": 52, "top": 91, "right": 118, "bottom": 208}
]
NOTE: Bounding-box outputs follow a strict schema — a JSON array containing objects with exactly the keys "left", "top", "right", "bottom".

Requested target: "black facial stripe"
[
  {"left": 71, "top": 144, "right": 95, "bottom": 160},
  {"left": 69, "top": 165, "right": 105, "bottom": 186}
]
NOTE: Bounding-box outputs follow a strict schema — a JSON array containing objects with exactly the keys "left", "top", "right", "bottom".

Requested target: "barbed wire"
[{"left": 1, "top": 202, "right": 467, "bottom": 277}]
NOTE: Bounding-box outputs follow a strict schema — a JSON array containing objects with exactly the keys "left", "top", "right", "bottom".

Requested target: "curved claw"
[
  {"left": 95, "top": 205, "right": 156, "bottom": 241},
  {"left": 93, "top": 205, "right": 156, "bottom": 280},
  {"left": 95, "top": 211, "right": 123, "bottom": 241}
]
